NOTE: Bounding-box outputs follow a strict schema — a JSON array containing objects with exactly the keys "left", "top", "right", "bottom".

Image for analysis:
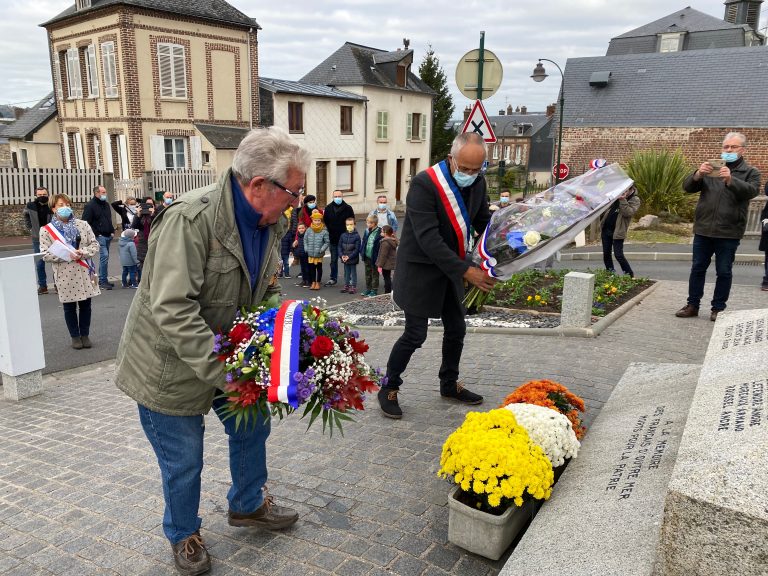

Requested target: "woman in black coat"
[{"left": 760, "top": 183, "right": 768, "bottom": 291}]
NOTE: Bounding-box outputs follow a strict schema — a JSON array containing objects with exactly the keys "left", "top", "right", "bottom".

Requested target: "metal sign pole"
[{"left": 477, "top": 31, "right": 485, "bottom": 101}]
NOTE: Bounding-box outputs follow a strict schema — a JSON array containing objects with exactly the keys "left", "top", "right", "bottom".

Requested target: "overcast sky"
[{"left": 1, "top": 0, "right": 764, "bottom": 117}]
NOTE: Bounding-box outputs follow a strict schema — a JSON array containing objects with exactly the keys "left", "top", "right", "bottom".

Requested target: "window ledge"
[
  {"left": 375, "top": 138, "right": 389, "bottom": 143},
  {"left": 159, "top": 97, "right": 188, "bottom": 102}
]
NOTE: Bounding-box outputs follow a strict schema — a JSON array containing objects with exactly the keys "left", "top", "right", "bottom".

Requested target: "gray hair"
[
  {"left": 232, "top": 127, "right": 311, "bottom": 184},
  {"left": 723, "top": 132, "right": 747, "bottom": 147},
  {"left": 450, "top": 132, "right": 486, "bottom": 158}
]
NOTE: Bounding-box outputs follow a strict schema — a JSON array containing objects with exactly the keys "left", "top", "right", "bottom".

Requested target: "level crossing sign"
[{"left": 461, "top": 99, "right": 496, "bottom": 143}]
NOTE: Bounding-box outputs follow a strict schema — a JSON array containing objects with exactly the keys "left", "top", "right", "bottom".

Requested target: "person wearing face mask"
[
  {"left": 378, "top": 132, "right": 496, "bottom": 419},
  {"left": 322, "top": 190, "right": 355, "bottom": 286},
  {"left": 82, "top": 184, "right": 116, "bottom": 290},
  {"left": 676, "top": 132, "right": 761, "bottom": 322},
  {"left": 155, "top": 191, "right": 175, "bottom": 214},
  {"left": 24, "top": 186, "right": 53, "bottom": 294},
  {"left": 489, "top": 189, "right": 512, "bottom": 213},
  {"left": 368, "top": 195, "right": 399, "bottom": 232},
  {"left": 298, "top": 194, "right": 321, "bottom": 228},
  {"left": 39, "top": 193, "right": 101, "bottom": 349}
]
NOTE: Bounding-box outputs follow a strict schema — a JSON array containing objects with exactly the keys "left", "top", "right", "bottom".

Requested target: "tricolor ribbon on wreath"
[{"left": 267, "top": 300, "right": 304, "bottom": 408}]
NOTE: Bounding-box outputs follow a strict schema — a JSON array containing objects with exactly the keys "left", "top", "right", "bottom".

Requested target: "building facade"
[{"left": 3, "top": 94, "right": 62, "bottom": 169}]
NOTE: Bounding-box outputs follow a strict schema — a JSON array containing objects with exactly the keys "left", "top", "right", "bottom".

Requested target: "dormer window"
[
  {"left": 76, "top": 0, "right": 92, "bottom": 10},
  {"left": 659, "top": 32, "right": 683, "bottom": 52}
]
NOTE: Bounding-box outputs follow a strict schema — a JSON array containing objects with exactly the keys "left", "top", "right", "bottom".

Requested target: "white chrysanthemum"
[
  {"left": 523, "top": 230, "right": 542, "bottom": 248},
  {"left": 503, "top": 403, "right": 580, "bottom": 466}
]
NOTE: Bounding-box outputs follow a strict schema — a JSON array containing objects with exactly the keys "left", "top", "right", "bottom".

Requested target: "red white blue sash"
[
  {"left": 43, "top": 223, "right": 95, "bottom": 276},
  {"left": 477, "top": 226, "right": 499, "bottom": 278},
  {"left": 426, "top": 160, "right": 471, "bottom": 259},
  {"left": 268, "top": 300, "right": 304, "bottom": 408}
]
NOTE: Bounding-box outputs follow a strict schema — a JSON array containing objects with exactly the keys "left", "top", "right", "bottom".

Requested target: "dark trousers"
[
  {"left": 32, "top": 239, "right": 48, "bottom": 289},
  {"left": 382, "top": 269, "right": 393, "bottom": 293},
  {"left": 687, "top": 234, "right": 740, "bottom": 311},
  {"left": 763, "top": 252, "right": 768, "bottom": 286},
  {"left": 385, "top": 293, "right": 466, "bottom": 392},
  {"left": 601, "top": 230, "right": 634, "bottom": 277},
  {"left": 63, "top": 298, "right": 92, "bottom": 338},
  {"left": 308, "top": 262, "right": 323, "bottom": 283},
  {"left": 299, "top": 255, "right": 310, "bottom": 284},
  {"left": 329, "top": 242, "right": 339, "bottom": 281},
  {"left": 122, "top": 265, "right": 138, "bottom": 286}
]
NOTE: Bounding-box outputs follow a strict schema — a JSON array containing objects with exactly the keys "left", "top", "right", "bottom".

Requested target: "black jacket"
[
  {"left": 339, "top": 230, "right": 362, "bottom": 265},
  {"left": 393, "top": 166, "right": 491, "bottom": 317},
  {"left": 759, "top": 182, "right": 768, "bottom": 253},
  {"left": 323, "top": 201, "right": 355, "bottom": 243},
  {"left": 82, "top": 197, "right": 115, "bottom": 237},
  {"left": 683, "top": 157, "right": 760, "bottom": 239}
]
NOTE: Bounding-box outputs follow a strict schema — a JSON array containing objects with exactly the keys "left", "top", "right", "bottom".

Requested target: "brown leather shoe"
[
  {"left": 710, "top": 310, "right": 721, "bottom": 322},
  {"left": 228, "top": 488, "right": 299, "bottom": 530},
  {"left": 71, "top": 337, "right": 83, "bottom": 350},
  {"left": 171, "top": 531, "right": 210, "bottom": 575},
  {"left": 81, "top": 336, "right": 92, "bottom": 349},
  {"left": 37, "top": 286, "right": 48, "bottom": 295},
  {"left": 675, "top": 304, "right": 699, "bottom": 318}
]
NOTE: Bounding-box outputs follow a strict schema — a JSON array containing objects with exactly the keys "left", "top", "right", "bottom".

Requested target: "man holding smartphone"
[{"left": 676, "top": 132, "right": 761, "bottom": 321}]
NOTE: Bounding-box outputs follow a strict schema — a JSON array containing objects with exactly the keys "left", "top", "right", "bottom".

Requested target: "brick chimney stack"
[
  {"left": 463, "top": 105, "right": 471, "bottom": 122},
  {"left": 506, "top": 104, "right": 513, "bottom": 115},
  {"left": 546, "top": 103, "right": 556, "bottom": 117},
  {"left": 520, "top": 106, "right": 527, "bottom": 115}
]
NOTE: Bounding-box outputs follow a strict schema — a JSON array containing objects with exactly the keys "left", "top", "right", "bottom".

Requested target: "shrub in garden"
[{"left": 624, "top": 148, "right": 692, "bottom": 218}]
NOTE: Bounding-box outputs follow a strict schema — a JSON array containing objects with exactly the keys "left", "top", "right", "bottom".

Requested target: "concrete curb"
[
  {"left": 561, "top": 251, "right": 763, "bottom": 263},
  {"left": 344, "top": 281, "right": 660, "bottom": 338}
]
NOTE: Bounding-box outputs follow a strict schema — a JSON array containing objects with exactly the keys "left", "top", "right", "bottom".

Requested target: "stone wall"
[
  {"left": 0, "top": 202, "right": 88, "bottom": 238},
  {"left": 0, "top": 143, "right": 11, "bottom": 168}
]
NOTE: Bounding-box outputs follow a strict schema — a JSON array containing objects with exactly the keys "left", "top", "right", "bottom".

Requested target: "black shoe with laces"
[
  {"left": 378, "top": 387, "right": 402, "bottom": 419},
  {"left": 171, "top": 531, "right": 210, "bottom": 576},
  {"left": 441, "top": 382, "right": 483, "bottom": 405}
]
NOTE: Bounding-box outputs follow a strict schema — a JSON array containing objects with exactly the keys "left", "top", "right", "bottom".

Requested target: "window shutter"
[
  {"left": 150, "top": 135, "right": 165, "bottom": 171},
  {"left": 102, "top": 42, "right": 118, "bottom": 97},
  {"left": 73, "top": 132, "right": 85, "bottom": 169},
  {"left": 62, "top": 132, "right": 71, "bottom": 169},
  {"left": 158, "top": 44, "right": 173, "bottom": 97},
  {"left": 190, "top": 136, "right": 202, "bottom": 170},
  {"left": 172, "top": 45, "right": 186, "bottom": 98},
  {"left": 421, "top": 115, "right": 427, "bottom": 141},
  {"left": 382, "top": 111, "right": 388, "bottom": 139},
  {"left": 104, "top": 132, "right": 113, "bottom": 172},
  {"left": 118, "top": 134, "right": 129, "bottom": 178},
  {"left": 406, "top": 113, "right": 412, "bottom": 141},
  {"left": 87, "top": 45, "right": 99, "bottom": 97},
  {"left": 54, "top": 52, "right": 63, "bottom": 99},
  {"left": 67, "top": 48, "right": 82, "bottom": 98}
]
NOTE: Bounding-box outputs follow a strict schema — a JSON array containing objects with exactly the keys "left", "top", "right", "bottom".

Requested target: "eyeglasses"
[
  {"left": 270, "top": 180, "right": 304, "bottom": 199},
  {"left": 722, "top": 145, "right": 743, "bottom": 151}
]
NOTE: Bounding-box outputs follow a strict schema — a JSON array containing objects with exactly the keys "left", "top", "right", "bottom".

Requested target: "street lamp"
[{"left": 531, "top": 59, "right": 565, "bottom": 186}]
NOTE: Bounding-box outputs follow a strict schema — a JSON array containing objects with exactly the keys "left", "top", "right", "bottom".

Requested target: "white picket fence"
[
  {"left": 0, "top": 167, "right": 103, "bottom": 205},
  {"left": 153, "top": 170, "right": 217, "bottom": 198}
]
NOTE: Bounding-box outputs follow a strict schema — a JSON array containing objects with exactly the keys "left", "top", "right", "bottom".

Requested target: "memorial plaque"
[{"left": 501, "top": 363, "right": 699, "bottom": 576}]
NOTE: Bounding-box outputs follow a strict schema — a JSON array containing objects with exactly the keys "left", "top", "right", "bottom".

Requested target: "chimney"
[
  {"left": 520, "top": 106, "right": 527, "bottom": 115},
  {"left": 546, "top": 103, "right": 556, "bottom": 117},
  {"left": 13, "top": 107, "right": 25, "bottom": 120},
  {"left": 506, "top": 104, "right": 513, "bottom": 115},
  {"left": 724, "top": 0, "right": 763, "bottom": 31},
  {"left": 498, "top": 110, "right": 505, "bottom": 115},
  {"left": 463, "top": 105, "right": 471, "bottom": 122},
  {"left": 515, "top": 106, "right": 520, "bottom": 113}
]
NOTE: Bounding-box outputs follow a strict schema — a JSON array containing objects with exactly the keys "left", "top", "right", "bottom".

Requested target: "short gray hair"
[
  {"left": 450, "top": 132, "right": 486, "bottom": 158},
  {"left": 723, "top": 132, "right": 747, "bottom": 147},
  {"left": 232, "top": 127, "right": 311, "bottom": 184}
]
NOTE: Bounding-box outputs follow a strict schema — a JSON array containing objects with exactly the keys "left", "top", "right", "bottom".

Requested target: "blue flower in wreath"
[{"left": 506, "top": 231, "right": 528, "bottom": 253}]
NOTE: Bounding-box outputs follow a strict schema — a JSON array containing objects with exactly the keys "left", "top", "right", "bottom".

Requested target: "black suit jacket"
[{"left": 393, "top": 166, "right": 491, "bottom": 317}]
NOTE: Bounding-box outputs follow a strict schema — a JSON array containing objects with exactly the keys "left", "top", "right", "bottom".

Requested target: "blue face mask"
[
  {"left": 499, "top": 196, "right": 510, "bottom": 204},
  {"left": 333, "top": 197, "right": 342, "bottom": 205},
  {"left": 164, "top": 197, "right": 172, "bottom": 205},
  {"left": 56, "top": 206, "right": 73, "bottom": 220},
  {"left": 307, "top": 202, "right": 316, "bottom": 209},
  {"left": 99, "top": 194, "right": 108, "bottom": 201},
  {"left": 453, "top": 170, "right": 477, "bottom": 188},
  {"left": 378, "top": 203, "right": 387, "bottom": 211},
  {"left": 721, "top": 152, "right": 739, "bottom": 163}
]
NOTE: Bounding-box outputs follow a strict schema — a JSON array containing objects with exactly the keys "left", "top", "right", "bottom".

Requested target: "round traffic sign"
[
  {"left": 455, "top": 49, "right": 503, "bottom": 100},
  {"left": 552, "top": 163, "right": 570, "bottom": 180}
]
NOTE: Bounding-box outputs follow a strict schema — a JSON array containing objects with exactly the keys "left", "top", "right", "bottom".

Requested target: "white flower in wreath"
[
  {"left": 523, "top": 230, "right": 542, "bottom": 249},
  {"left": 504, "top": 403, "right": 580, "bottom": 466},
  {"left": 542, "top": 208, "right": 552, "bottom": 219}
]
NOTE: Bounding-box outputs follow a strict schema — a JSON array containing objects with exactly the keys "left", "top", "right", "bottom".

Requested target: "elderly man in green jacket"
[{"left": 115, "top": 127, "right": 310, "bottom": 575}]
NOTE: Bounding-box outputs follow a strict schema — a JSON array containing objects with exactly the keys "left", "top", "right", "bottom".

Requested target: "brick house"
[
  {"left": 40, "top": 0, "right": 259, "bottom": 180},
  {"left": 558, "top": 1, "right": 768, "bottom": 179}
]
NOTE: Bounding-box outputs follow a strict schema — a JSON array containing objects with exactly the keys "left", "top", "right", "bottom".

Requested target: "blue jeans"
[
  {"left": 63, "top": 298, "right": 91, "bottom": 337},
  {"left": 343, "top": 263, "right": 357, "bottom": 287},
  {"left": 31, "top": 239, "right": 47, "bottom": 289},
  {"left": 329, "top": 242, "right": 339, "bottom": 281},
  {"left": 122, "top": 265, "right": 138, "bottom": 286},
  {"left": 96, "top": 236, "right": 112, "bottom": 284},
  {"left": 138, "top": 395, "right": 270, "bottom": 544},
  {"left": 687, "top": 234, "right": 740, "bottom": 311}
]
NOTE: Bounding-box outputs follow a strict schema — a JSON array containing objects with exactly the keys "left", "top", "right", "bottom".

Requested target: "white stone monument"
[
  {"left": 560, "top": 271, "right": 595, "bottom": 328},
  {"left": 0, "top": 254, "right": 46, "bottom": 400}
]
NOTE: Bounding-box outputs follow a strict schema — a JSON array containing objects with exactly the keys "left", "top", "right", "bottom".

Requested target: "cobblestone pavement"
[{"left": 1, "top": 281, "right": 766, "bottom": 576}]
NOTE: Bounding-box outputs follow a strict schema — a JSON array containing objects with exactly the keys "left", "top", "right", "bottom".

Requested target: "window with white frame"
[
  {"left": 101, "top": 42, "right": 118, "bottom": 97},
  {"left": 515, "top": 146, "right": 522, "bottom": 164},
  {"left": 85, "top": 45, "right": 99, "bottom": 97},
  {"left": 504, "top": 146, "right": 510, "bottom": 161},
  {"left": 407, "top": 113, "right": 427, "bottom": 141},
  {"left": 492, "top": 145, "right": 499, "bottom": 160},
  {"left": 164, "top": 137, "right": 187, "bottom": 170},
  {"left": 157, "top": 43, "right": 187, "bottom": 99},
  {"left": 336, "top": 161, "right": 354, "bottom": 192},
  {"left": 376, "top": 111, "right": 388, "bottom": 139},
  {"left": 65, "top": 48, "right": 82, "bottom": 98},
  {"left": 76, "top": 0, "right": 91, "bottom": 10},
  {"left": 659, "top": 33, "right": 682, "bottom": 53}
]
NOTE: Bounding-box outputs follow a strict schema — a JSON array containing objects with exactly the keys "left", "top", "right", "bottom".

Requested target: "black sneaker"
[
  {"left": 441, "top": 382, "right": 483, "bottom": 405},
  {"left": 99, "top": 283, "right": 113, "bottom": 291},
  {"left": 171, "top": 532, "right": 210, "bottom": 576},
  {"left": 378, "top": 388, "right": 402, "bottom": 419}
]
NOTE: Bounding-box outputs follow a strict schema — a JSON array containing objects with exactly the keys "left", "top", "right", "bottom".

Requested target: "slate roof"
[
  {"left": 42, "top": 0, "right": 256, "bottom": 29},
  {"left": 487, "top": 113, "right": 553, "bottom": 138},
  {"left": 562, "top": 47, "right": 768, "bottom": 128},
  {"left": 194, "top": 123, "right": 248, "bottom": 149},
  {"left": 299, "top": 42, "right": 434, "bottom": 95},
  {"left": 3, "top": 93, "right": 57, "bottom": 140},
  {"left": 259, "top": 78, "right": 367, "bottom": 101},
  {"left": 614, "top": 7, "right": 748, "bottom": 38}
]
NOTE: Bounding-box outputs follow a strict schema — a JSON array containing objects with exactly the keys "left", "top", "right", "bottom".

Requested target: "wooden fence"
[
  {"left": 0, "top": 167, "right": 103, "bottom": 205},
  {"left": 153, "top": 170, "right": 216, "bottom": 198}
]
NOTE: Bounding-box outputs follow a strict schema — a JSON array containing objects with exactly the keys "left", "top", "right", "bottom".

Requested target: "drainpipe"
[
  {"left": 247, "top": 27, "right": 253, "bottom": 129},
  {"left": 363, "top": 99, "right": 368, "bottom": 205}
]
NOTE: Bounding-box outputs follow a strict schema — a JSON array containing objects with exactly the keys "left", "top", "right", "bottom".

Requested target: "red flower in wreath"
[
  {"left": 348, "top": 337, "right": 369, "bottom": 354},
  {"left": 228, "top": 323, "right": 253, "bottom": 345},
  {"left": 310, "top": 335, "right": 334, "bottom": 358}
]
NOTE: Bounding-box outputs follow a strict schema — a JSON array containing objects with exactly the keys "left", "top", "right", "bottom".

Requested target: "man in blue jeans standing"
[
  {"left": 676, "top": 132, "right": 761, "bottom": 322},
  {"left": 82, "top": 185, "right": 115, "bottom": 289},
  {"left": 23, "top": 186, "right": 52, "bottom": 294}
]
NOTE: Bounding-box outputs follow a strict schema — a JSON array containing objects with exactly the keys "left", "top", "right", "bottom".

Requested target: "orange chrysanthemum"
[{"left": 501, "top": 379, "right": 587, "bottom": 439}]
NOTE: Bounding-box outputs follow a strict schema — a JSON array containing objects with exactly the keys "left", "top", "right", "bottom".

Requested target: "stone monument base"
[{"left": 2, "top": 370, "right": 43, "bottom": 400}]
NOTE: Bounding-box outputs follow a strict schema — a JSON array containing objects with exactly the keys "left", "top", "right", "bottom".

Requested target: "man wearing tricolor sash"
[{"left": 379, "top": 132, "right": 496, "bottom": 419}]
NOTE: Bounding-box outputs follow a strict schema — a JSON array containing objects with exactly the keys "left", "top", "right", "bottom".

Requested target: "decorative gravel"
[{"left": 330, "top": 295, "right": 561, "bottom": 329}]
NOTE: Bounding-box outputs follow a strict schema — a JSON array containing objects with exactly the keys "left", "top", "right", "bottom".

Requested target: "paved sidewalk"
[{"left": 1, "top": 281, "right": 767, "bottom": 575}]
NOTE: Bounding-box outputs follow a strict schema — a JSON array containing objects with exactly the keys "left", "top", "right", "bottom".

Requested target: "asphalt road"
[{"left": 4, "top": 242, "right": 765, "bottom": 375}]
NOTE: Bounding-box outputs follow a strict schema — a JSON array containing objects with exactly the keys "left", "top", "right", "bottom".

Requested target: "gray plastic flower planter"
[{"left": 447, "top": 486, "right": 535, "bottom": 560}]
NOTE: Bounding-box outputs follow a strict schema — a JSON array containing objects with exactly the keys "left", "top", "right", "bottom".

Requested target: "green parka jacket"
[{"left": 115, "top": 170, "right": 284, "bottom": 416}]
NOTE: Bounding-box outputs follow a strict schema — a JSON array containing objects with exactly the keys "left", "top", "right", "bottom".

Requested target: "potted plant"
[
  {"left": 438, "top": 409, "right": 553, "bottom": 560},
  {"left": 501, "top": 379, "right": 587, "bottom": 439}
]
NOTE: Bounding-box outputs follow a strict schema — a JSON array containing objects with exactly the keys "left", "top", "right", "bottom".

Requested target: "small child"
[
  {"left": 601, "top": 185, "right": 641, "bottom": 277},
  {"left": 293, "top": 222, "right": 310, "bottom": 288},
  {"left": 339, "top": 217, "right": 362, "bottom": 294},
  {"left": 118, "top": 228, "right": 139, "bottom": 288},
  {"left": 376, "top": 225, "right": 398, "bottom": 294},
  {"left": 303, "top": 210, "right": 329, "bottom": 290},
  {"left": 361, "top": 214, "right": 382, "bottom": 297}
]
